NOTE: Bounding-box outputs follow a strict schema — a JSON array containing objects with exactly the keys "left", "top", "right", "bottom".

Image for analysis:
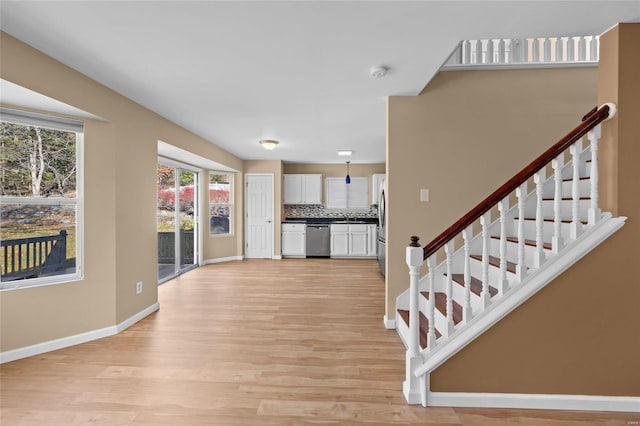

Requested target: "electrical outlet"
[{"left": 136, "top": 281, "right": 142, "bottom": 295}]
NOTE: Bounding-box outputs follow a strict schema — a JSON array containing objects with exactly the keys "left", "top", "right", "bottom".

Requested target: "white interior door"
[{"left": 245, "top": 174, "right": 274, "bottom": 259}]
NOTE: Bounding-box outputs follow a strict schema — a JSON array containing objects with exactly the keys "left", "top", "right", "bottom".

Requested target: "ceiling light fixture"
[
  {"left": 259, "top": 139, "right": 279, "bottom": 150},
  {"left": 345, "top": 161, "right": 351, "bottom": 185},
  {"left": 338, "top": 150, "right": 353, "bottom": 156},
  {"left": 369, "top": 66, "right": 388, "bottom": 78}
]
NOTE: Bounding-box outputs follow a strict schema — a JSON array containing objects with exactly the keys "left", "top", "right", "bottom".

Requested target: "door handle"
[{"left": 267, "top": 220, "right": 272, "bottom": 223}]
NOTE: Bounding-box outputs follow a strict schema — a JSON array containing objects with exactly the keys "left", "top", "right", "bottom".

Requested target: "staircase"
[{"left": 395, "top": 104, "right": 627, "bottom": 406}]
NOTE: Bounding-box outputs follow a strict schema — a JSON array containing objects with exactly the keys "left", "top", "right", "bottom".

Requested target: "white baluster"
[
  {"left": 533, "top": 169, "right": 546, "bottom": 268},
  {"left": 532, "top": 38, "right": 540, "bottom": 62},
  {"left": 558, "top": 37, "right": 567, "bottom": 62},
  {"left": 552, "top": 155, "right": 564, "bottom": 253},
  {"left": 578, "top": 37, "right": 587, "bottom": 61},
  {"left": 426, "top": 255, "right": 437, "bottom": 349},
  {"left": 462, "top": 226, "right": 472, "bottom": 323},
  {"left": 505, "top": 39, "right": 513, "bottom": 63},
  {"left": 543, "top": 38, "right": 552, "bottom": 62},
  {"left": 570, "top": 140, "right": 584, "bottom": 239},
  {"left": 567, "top": 37, "right": 576, "bottom": 62},
  {"left": 480, "top": 212, "right": 491, "bottom": 309},
  {"left": 471, "top": 39, "right": 481, "bottom": 64},
  {"left": 497, "top": 198, "right": 509, "bottom": 295},
  {"left": 516, "top": 182, "right": 527, "bottom": 281},
  {"left": 588, "top": 126, "right": 602, "bottom": 225},
  {"left": 496, "top": 39, "right": 506, "bottom": 64},
  {"left": 484, "top": 39, "right": 493, "bottom": 64},
  {"left": 591, "top": 36, "right": 600, "bottom": 62},
  {"left": 523, "top": 38, "right": 531, "bottom": 63},
  {"left": 444, "top": 241, "right": 455, "bottom": 336},
  {"left": 462, "top": 40, "right": 471, "bottom": 65}
]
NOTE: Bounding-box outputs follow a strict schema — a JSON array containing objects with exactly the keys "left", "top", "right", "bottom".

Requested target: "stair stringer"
[{"left": 411, "top": 213, "right": 626, "bottom": 388}]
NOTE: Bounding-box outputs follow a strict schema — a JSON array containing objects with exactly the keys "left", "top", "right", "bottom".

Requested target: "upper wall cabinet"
[
  {"left": 283, "top": 174, "right": 322, "bottom": 204},
  {"left": 372, "top": 173, "right": 386, "bottom": 205},
  {"left": 325, "top": 177, "right": 369, "bottom": 209}
]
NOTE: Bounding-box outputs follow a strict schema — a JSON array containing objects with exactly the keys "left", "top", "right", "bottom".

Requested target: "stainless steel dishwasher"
[{"left": 305, "top": 224, "right": 330, "bottom": 257}]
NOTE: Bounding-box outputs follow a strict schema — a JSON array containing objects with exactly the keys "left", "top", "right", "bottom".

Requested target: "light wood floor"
[{"left": 1, "top": 259, "right": 637, "bottom": 425}]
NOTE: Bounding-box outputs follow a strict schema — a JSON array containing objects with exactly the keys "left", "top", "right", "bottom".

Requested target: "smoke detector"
[{"left": 369, "top": 66, "right": 388, "bottom": 78}]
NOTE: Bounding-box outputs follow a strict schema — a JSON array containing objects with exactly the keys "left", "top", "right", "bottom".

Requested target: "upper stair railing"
[
  {"left": 443, "top": 35, "right": 599, "bottom": 68},
  {"left": 402, "top": 103, "right": 622, "bottom": 405}
]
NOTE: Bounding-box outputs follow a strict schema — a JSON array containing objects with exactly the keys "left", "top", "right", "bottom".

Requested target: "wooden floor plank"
[{"left": 0, "top": 259, "right": 636, "bottom": 425}]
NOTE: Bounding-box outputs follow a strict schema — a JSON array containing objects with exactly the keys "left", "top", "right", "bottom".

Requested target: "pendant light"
[{"left": 345, "top": 161, "right": 351, "bottom": 184}]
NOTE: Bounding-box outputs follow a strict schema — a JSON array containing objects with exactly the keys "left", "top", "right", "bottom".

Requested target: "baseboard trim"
[
  {"left": 116, "top": 302, "right": 160, "bottom": 333},
  {"left": 272, "top": 255, "right": 282, "bottom": 260},
  {"left": 0, "top": 302, "right": 160, "bottom": 364},
  {"left": 383, "top": 315, "right": 396, "bottom": 329},
  {"left": 202, "top": 256, "right": 243, "bottom": 265},
  {"left": 428, "top": 392, "right": 640, "bottom": 413}
]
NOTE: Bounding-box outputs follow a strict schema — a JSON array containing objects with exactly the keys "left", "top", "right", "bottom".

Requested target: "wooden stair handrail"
[{"left": 422, "top": 104, "right": 611, "bottom": 260}]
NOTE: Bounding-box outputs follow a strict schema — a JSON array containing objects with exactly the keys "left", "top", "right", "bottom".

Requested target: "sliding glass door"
[{"left": 157, "top": 162, "right": 198, "bottom": 283}]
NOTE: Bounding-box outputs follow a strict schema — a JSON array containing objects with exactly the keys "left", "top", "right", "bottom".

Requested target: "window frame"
[
  {"left": 208, "top": 171, "right": 233, "bottom": 237},
  {"left": 0, "top": 108, "right": 84, "bottom": 290}
]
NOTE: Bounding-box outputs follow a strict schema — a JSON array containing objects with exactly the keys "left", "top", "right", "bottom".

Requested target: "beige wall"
[
  {"left": 388, "top": 26, "right": 640, "bottom": 396},
  {"left": 283, "top": 163, "right": 385, "bottom": 204},
  {"left": 0, "top": 32, "right": 244, "bottom": 351},
  {"left": 244, "top": 160, "right": 284, "bottom": 256}
]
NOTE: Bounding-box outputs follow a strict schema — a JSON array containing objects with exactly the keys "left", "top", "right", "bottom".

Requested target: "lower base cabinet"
[
  {"left": 282, "top": 223, "right": 306, "bottom": 257},
  {"left": 330, "top": 224, "right": 377, "bottom": 258}
]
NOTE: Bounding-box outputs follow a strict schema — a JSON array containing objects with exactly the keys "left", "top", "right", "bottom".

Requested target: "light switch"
[{"left": 420, "top": 189, "right": 430, "bottom": 202}]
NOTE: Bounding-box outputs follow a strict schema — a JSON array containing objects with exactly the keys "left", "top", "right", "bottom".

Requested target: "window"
[
  {"left": 209, "top": 172, "right": 233, "bottom": 236},
  {"left": 0, "top": 108, "right": 83, "bottom": 289}
]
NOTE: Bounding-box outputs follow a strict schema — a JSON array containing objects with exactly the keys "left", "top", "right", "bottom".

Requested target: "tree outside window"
[{"left": 0, "top": 113, "right": 82, "bottom": 287}]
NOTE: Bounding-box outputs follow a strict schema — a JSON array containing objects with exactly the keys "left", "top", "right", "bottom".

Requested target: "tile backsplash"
[{"left": 284, "top": 204, "right": 378, "bottom": 219}]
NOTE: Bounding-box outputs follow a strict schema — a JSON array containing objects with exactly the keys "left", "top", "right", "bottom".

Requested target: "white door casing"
[{"left": 245, "top": 174, "right": 274, "bottom": 259}]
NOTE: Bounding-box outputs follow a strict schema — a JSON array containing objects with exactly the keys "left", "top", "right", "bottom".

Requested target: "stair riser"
[
  {"left": 419, "top": 292, "right": 447, "bottom": 337},
  {"left": 469, "top": 256, "right": 520, "bottom": 288},
  {"left": 448, "top": 277, "right": 483, "bottom": 313},
  {"left": 560, "top": 160, "right": 591, "bottom": 180},
  {"left": 488, "top": 238, "right": 551, "bottom": 267},
  {"left": 542, "top": 178, "right": 591, "bottom": 199},
  {"left": 520, "top": 219, "right": 577, "bottom": 241}
]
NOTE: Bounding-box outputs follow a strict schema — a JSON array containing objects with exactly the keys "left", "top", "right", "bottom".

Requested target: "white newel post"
[{"left": 404, "top": 236, "right": 424, "bottom": 404}]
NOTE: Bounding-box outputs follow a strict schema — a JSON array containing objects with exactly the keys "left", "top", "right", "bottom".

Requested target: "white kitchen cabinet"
[
  {"left": 372, "top": 173, "right": 386, "bottom": 205},
  {"left": 330, "top": 224, "right": 349, "bottom": 256},
  {"left": 282, "top": 223, "right": 306, "bottom": 257},
  {"left": 348, "top": 225, "right": 368, "bottom": 257},
  {"left": 283, "top": 174, "right": 322, "bottom": 204},
  {"left": 367, "top": 224, "right": 378, "bottom": 256},
  {"left": 330, "top": 224, "right": 376, "bottom": 258},
  {"left": 325, "top": 177, "right": 368, "bottom": 209}
]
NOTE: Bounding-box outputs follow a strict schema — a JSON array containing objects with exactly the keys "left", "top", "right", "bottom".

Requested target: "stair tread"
[
  {"left": 469, "top": 254, "right": 522, "bottom": 273},
  {"left": 517, "top": 217, "right": 588, "bottom": 224},
  {"left": 451, "top": 274, "right": 498, "bottom": 297},
  {"left": 541, "top": 197, "right": 590, "bottom": 201},
  {"left": 562, "top": 176, "right": 590, "bottom": 182},
  {"left": 490, "top": 235, "right": 552, "bottom": 250},
  {"left": 420, "top": 292, "right": 463, "bottom": 325},
  {"left": 397, "top": 309, "right": 441, "bottom": 349}
]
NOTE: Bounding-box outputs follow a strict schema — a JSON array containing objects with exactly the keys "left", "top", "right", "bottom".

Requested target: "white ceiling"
[{"left": 1, "top": 1, "right": 638, "bottom": 165}]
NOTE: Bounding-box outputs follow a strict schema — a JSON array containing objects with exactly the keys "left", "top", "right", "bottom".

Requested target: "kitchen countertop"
[{"left": 283, "top": 217, "right": 378, "bottom": 224}]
